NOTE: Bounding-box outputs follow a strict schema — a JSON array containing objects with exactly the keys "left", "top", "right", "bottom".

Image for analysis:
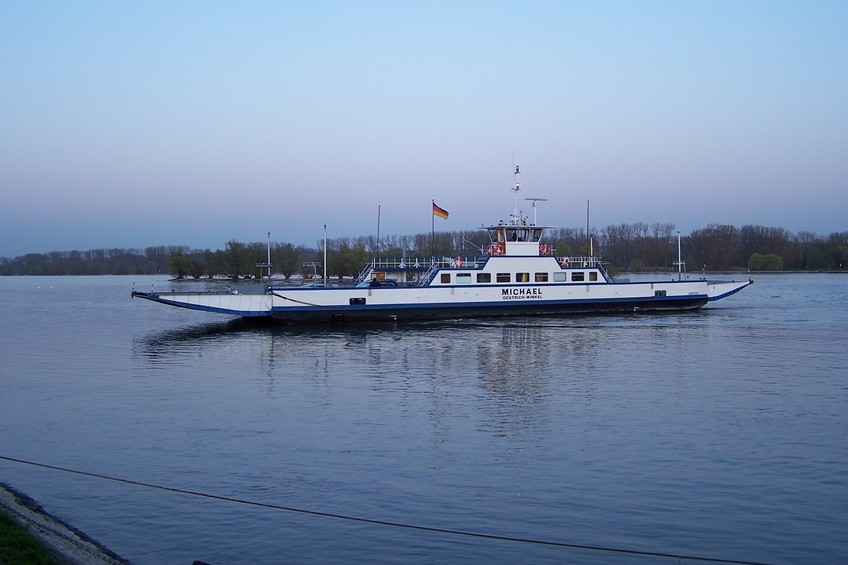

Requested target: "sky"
[{"left": 2, "top": 0, "right": 846, "bottom": 258}]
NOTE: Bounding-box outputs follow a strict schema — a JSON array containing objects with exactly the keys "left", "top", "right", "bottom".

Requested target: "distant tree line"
[{"left": 2, "top": 223, "right": 846, "bottom": 278}]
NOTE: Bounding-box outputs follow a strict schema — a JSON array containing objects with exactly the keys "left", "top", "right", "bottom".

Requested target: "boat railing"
[
  {"left": 555, "top": 255, "right": 604, "bottom": 268},
  {"left": 356, "top": 256, "right": 486, "bottom": 287},
  {"left": 366, "top": 255, "right": 612, "bottom": 271},
  {"left": 366, "top": 256, "right": 487, "bottom": 271},
  {"left": 367, "top": 257, "right": 428, "bottom": 271},
  {"left": 357, "top": 254, "right": 610, "bottom": 286},
  {"left": 417, "top": 262, "right": 440, "bottom": 286},
  {"left": 424, "top": 256, "right": 491, "bottom": 285},
  {"left": 353, "top": 263, "right": 372, "bottom": 286}
]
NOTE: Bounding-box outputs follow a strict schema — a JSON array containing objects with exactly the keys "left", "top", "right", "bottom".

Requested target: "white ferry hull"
[
  {"left": 133, "top": 189, "right": 753, "bottom": 323},
  {"left": 132, "top": 278, "right": 752, "bottom": 323}
]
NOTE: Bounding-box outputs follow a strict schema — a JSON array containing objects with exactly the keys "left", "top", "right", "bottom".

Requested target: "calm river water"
[{"left": 0, "top": 274, "right": 846, "bottom": 564}]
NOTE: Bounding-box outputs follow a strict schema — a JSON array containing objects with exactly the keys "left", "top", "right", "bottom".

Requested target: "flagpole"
[
  {"left": 376, "top": 204, "right": 381, "bottom": 255},
  {"left": 431, "top": 199, "right": 435, "bottom": 257},
  {"left": 323, "top": 224, "right": 327, "bottom": 287}
]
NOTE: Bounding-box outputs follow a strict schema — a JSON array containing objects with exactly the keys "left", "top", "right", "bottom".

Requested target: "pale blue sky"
[{"left": 2, "top": 1, "right": 846, "bottom": 257}]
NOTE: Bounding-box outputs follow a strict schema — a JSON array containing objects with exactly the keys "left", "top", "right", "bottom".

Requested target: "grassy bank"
[
  {"left": 0, "top": 483, "right": 128, "bottom": 565},
  {"left": 0, "top": 510, "right": 57, "bottom": 564}
]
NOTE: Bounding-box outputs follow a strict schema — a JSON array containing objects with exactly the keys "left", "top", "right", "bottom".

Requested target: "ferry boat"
[{"left": 132, "top": 205, "right": 752, "bottom": 324}]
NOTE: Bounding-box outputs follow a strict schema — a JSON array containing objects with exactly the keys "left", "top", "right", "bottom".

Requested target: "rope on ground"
[{"left": 0, "top": 455, "right": 774, "bottom": 565}]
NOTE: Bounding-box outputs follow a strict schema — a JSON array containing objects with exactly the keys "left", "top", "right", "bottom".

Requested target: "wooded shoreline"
[{"left": 3, "top": 223, "right": 846, "bottom": 279}]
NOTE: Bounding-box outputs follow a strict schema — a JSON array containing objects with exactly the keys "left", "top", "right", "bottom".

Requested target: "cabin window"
[
  {"left": 535, "top": 272, "right": 548, "bottom": 282},
  {"left": 589, "top": 272, "right": 598, "bottom": 282},
  {"left": 517, "top": 272, "right": 530, "bottom": 283},
  {"left": 572, "top": 272, "right": 585, "bottom": 282},
  {"left": 477, "top": 273, "right": 491, "bottom": 283},
  {"left": 553, "top": 272, "right": 567, "bottom": 282},
  {"left": 456, "top": 273, "right": 472, "bottom": 284},
  {"left": 497, "top": 273, "right": 510, "bottom": 283},
  {"left": 441, "top": 273, "right": 451, "bottom": 284}
]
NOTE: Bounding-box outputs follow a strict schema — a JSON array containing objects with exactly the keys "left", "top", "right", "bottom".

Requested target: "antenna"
[
  {"left": 510, "top": 165, "right": 522, "bottom": 223},
  {"left": 524, "top": 197, "right": 548, "bottom": 225}
]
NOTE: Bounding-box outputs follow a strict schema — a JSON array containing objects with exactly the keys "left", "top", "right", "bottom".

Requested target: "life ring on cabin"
[
  {"left": 539, "top": 244, "right": 552, "bottom": 256},
  {"left": 493, "top": 242, "right": 505, "bottom": 255},
  {"left": 452, "top": 256, "right": 463, "bottom": 268},
  {"left": 559, "top": 257, "right": 570, "bottom": 268}
]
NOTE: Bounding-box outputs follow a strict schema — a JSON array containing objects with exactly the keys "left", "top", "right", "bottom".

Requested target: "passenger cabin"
[{"left": 357, "top": 221, "right": 610, "bottom": 288}]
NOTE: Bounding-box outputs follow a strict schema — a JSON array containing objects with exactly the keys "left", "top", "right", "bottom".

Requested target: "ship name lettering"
[{"left": 501, "top": 287, "right": 543, "bottom": 300}]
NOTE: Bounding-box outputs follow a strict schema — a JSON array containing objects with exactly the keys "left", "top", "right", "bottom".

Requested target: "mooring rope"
[
  {"left": 0, "top": 455, "right": 774, "bottom": 565},
  {"left": 269, "top": 290, "right": 331, "bottom": 308}
]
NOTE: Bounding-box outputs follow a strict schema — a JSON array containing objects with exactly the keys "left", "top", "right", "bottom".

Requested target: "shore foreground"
[{"left": 0, "top": 483, "right": 128, "bottom": 565}]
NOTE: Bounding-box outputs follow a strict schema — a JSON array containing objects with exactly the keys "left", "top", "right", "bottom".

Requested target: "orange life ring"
[
  {"left": 559, "top": 257, "right": 569, "bottom": 267},
  {"left": 540, "top": 244, "right": 552, "bottom": 256},
  {"left": 494, "top": 242, "right": 505, "bottom": 255},
  {"left": 453, "top": 256, "right": 463, "bottom": 268}
]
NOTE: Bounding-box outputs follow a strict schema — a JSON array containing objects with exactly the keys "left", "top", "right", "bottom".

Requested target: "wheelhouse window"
[
  {"left": 535, "top": 272, "right": 549, "bottom": 282},
  {"left": 441, "top": 273, "right": 451, "bottom": 284},
  {"left": 496, "top": 273, "right": 510, "bottom": 283},
  {"left": 572, "top": 272, "right": 585, "bottom": 282},
  {"left": 477, "top": 273, "right": 491, "bottom": 283},
  {"left": 505, "top": 228, "right": 532, "bottom": 242}
]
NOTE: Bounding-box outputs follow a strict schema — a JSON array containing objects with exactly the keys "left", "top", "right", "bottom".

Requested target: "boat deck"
[
  {"left": 363, "top": 255, "right": 604, "bottom": 271},
  {"left": 356, "top": 255, "right": 608, "bottom": 287}
]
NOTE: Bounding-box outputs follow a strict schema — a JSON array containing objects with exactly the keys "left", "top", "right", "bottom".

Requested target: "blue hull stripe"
[{"left": 271, "top": 294, "right": 708, "bottom": 314}]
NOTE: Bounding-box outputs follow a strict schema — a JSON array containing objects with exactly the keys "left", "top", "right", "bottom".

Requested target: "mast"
[
  {"left": 511, "top": 165, "right": 521, "bottom": 224},
  {"left": 323, "top": 224, "right": 328, "bottom": 287},
  {"left": 677, "top": 231, "right": 682, "bottom": 281}
]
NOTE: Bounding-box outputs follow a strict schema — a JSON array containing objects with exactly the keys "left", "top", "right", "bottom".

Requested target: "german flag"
[{"left": 432, "top": 202, "right": 449, "bottom": 220}]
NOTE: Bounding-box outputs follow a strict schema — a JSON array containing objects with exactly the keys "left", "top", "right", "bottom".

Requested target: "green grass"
[{"left": 0, "top": 511, "right": 57, "bottom": 565}]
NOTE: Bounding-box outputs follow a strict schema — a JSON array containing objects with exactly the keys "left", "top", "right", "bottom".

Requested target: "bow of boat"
[
  {"left": 131, "top": 290, "right": 273, "bottom": 317},
  {"left": 707, "top": 278, "right": 754, "bottom": 302}
]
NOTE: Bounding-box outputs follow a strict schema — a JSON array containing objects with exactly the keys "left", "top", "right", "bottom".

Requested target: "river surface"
[{"left": 0, "top": 273, "right": 846, "bottom": 564}]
